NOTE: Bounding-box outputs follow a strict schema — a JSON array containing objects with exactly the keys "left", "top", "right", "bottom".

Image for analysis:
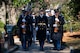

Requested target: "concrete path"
[{"left": 13, "top": 37, "right": 70, "bottom": 53}]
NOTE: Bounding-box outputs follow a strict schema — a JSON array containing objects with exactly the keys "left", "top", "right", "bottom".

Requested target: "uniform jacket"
[
  {"left": 36, "top": 15, "right": 48, "bottom": 40},
  {"left": 51, "top": 15, "right": 65, "bottom": 40},
  {"left": 52, "top": 15, "right": 65, "bottom": 33},
  {"left": 17, "top": 14, "right": 32, "bottom": 41}
]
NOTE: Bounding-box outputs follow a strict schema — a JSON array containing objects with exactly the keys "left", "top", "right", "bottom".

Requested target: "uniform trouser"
[
  {"left": 61, "top": 32, "right": 63, "bottom": 42},
  {"left": 8, "top": 33, "right": 14, "bottom": 45},
  {"left": 39, "top": 40, "right": 44, "bottom": 50},
  {"left": 53, "top": 39, "right": 61, "bottom": 50},
  {"left": 46, "top": 34, "right": 50, "bottom": 42},
  {"left": 59, "top": 26, "right": 63, "bottom": 42},
  {"left": 21, "top": 35, "right": 32, "bottom": 49},
  {"left": 46, "top": 28, "right": 52, "bottom": 42},
  {"left": 28, "top": 38, "right": 32, "bottom": 47},
  {"left": 33, "top": 28, "right": 36, "bottom": 42},
  {"left": 21, "top": 35, "right": 26, "bottom": 49}
]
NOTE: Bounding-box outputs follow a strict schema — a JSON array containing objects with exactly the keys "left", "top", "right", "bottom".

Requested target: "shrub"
[
  {"left": 63, "top": 21, "right": 80, "bottom": 32},
  {"left": 0, "top": 31, "right": 2, "bottom": 40},
  {"left": 0, "top": 21, "right": 4, "bottom": 39},
  {"left": 0, "top": 21, "right": 4, "bottom": 28}
]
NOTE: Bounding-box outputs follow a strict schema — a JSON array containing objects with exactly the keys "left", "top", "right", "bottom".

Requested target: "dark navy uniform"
[
  {"left": 52, "top": 15, "right": 65, "bottom": 50},
  {"left": 36, "top": 15, "right": 48, "bottom": 51},
  {"left": 46, "top": 16, "right": 53, "bottom": 42},
  {"left": 17, "top": 14, "right": 32, "bottom": 50},
  {"left": 31, "top": 15, "right": 37, "bottom": 42}
]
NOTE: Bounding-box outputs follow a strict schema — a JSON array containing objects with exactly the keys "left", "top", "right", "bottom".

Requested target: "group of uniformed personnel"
[{"left": 17, "top": 8, "right": 65, "bottom": 51}]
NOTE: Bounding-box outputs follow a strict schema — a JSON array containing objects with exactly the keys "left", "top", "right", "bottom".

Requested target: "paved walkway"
[{"left": 13, "top": 37, "right": 70, "bottom": 53}]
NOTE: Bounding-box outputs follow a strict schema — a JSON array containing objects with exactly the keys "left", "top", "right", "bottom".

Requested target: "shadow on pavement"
[{"left": 70, "top": 49, "right": 80, "bottom": 53}]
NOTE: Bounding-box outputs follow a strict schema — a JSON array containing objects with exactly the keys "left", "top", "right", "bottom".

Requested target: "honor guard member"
[
  {"left": 31, "top": 12, "right": 37, "bottom": 42},
  {"left": 17, "top": 10, "right": 32, "bottom": 51},
  {"left": 27, "top": 11, "right": 33, "bottom": 48},
  {"left": 46, "top": 10, "right": 53, "bottom": 43},
  {"left": 36, "top": 10, "right": 48, "bottom": 51},
  {"left": 52, "top": 9, "right": 65, "bottom": 50}
]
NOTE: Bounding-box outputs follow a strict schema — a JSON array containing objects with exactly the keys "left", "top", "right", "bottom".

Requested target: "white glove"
[
  {"left": 46, "top": 31, "right": 50, "bottom": 35},
  {"left": 55, "top": 18, "right": 59, "bottom": 22},
  {"left": 22, "top": 18, "right": 26, "bottom": 22},
  {"left": 47, "top": 31, "right": 49, "bottom": 34},
  {"left": 53, "top": 24, "right": 57, "bottom": 27},
  {"left": 35, "top": 26, "right": 38, "bottom": 31},
  {"left": 33, "top": 15, "right": 35, "bottom": 19},
  {"left": 48, "top": 24, "right": 50, "bottom": 27},
  {"left": 21, "top": 25, "right": 26, "bottom": 28}
]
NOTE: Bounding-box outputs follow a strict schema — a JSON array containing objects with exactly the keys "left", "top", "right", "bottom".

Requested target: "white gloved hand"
[
  {"left": 53, "top": 24, "right": 57, "bottom": 27},
  {"left": 55, "top": 18, "right": 59, "bottom": 22},
  {"left": 48, "top": 24, "right": 50, "bottom": 27},
  {"left": 35, "top": 26, "right": 38, "bottom": 31},
  {"left": 46, "top": 31, "right": 50, "bottom": 35},
  {"left": 47, "top": 31, "right": 49, "bottom": 34},
  {"left": 22, "top": 18, "right": 26, "bottom": 22},
  {"left": 33, "top": 15, "right": 35, "bottom": 19},
  {"left": 21, "top": 25, "right": 26, "bottom": 28}
]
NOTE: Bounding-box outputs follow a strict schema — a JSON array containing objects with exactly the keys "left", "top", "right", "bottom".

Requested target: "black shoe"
[
  {"left": 23, "top": 48, "right": 29, "bottom": 51},
  {"left": 57, "top": 49, "right": 61, "bottom": 51},
  {"left": 40, "top": 48, "right": 44, "bottom": 51},
  {"left": 40, "top": 49, "right": 44, "bottom": 51},
  {"left": 53, "top": 47, "right": 57, "bottom": 50},
  {"left": 23, "top": 49, "right": 27, "bottom": 51}
]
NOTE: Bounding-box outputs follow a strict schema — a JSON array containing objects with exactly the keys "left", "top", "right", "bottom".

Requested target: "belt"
[
  {"left": 38, "top": 23, "right": 46, "bottom": 26},
  {"left": 39, "top": 28, "right": 45, "bottom": 30}
]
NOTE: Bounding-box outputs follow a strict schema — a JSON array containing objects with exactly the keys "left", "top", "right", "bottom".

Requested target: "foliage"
[
  {"left": 0, "top": 31, "right": 2, "bottom": 39},
  {"left": 68, "top": 0, "right": 80, "bottom": 16},
  {"left": 72, "top": 21, "right": 80, "bottom": 31},
  {"left": 64, "top": 21, "right": 80, "bottom": 32},
  {"left": 0, "top": 21, "right": 4, "bottom": 28},
  {"left": 13, "top": 0, "right": 30, "bottom": 8},
  {"left": 0, "top": 21, "right": 4, "bottom": 39},
  {"left": 38, "top": 0, "right": 47, "bottom": 10},
  {"left": 61, "top": 3, "right": 74, "bottom": 20},
  {"left": 61, "top": 1, "right": 80, "bottom": 32},
  {"left": 12, "top": 0, "right": 46, "bottom": 9}
]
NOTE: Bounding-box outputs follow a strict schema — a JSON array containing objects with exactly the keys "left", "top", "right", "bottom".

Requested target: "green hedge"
[
  {"left": 64, "top": 21, "right": 80, "bottom": 32},
  {"left": 0, "top": 31, "right": 2, "bottom": 39},
  {"left": 0, "top": 21, "right": 4, "bottom": 28},
  {"left": 0, "top": 21, "right": 4, "bottom": 39}
]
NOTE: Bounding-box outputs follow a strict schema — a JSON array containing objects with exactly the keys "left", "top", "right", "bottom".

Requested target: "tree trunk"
[
  {"left": 0, "top": 2, "right": 6, "bottom": 24},
  {"left": 10, "top": 7, "right": 17, "bottom": 25}
]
